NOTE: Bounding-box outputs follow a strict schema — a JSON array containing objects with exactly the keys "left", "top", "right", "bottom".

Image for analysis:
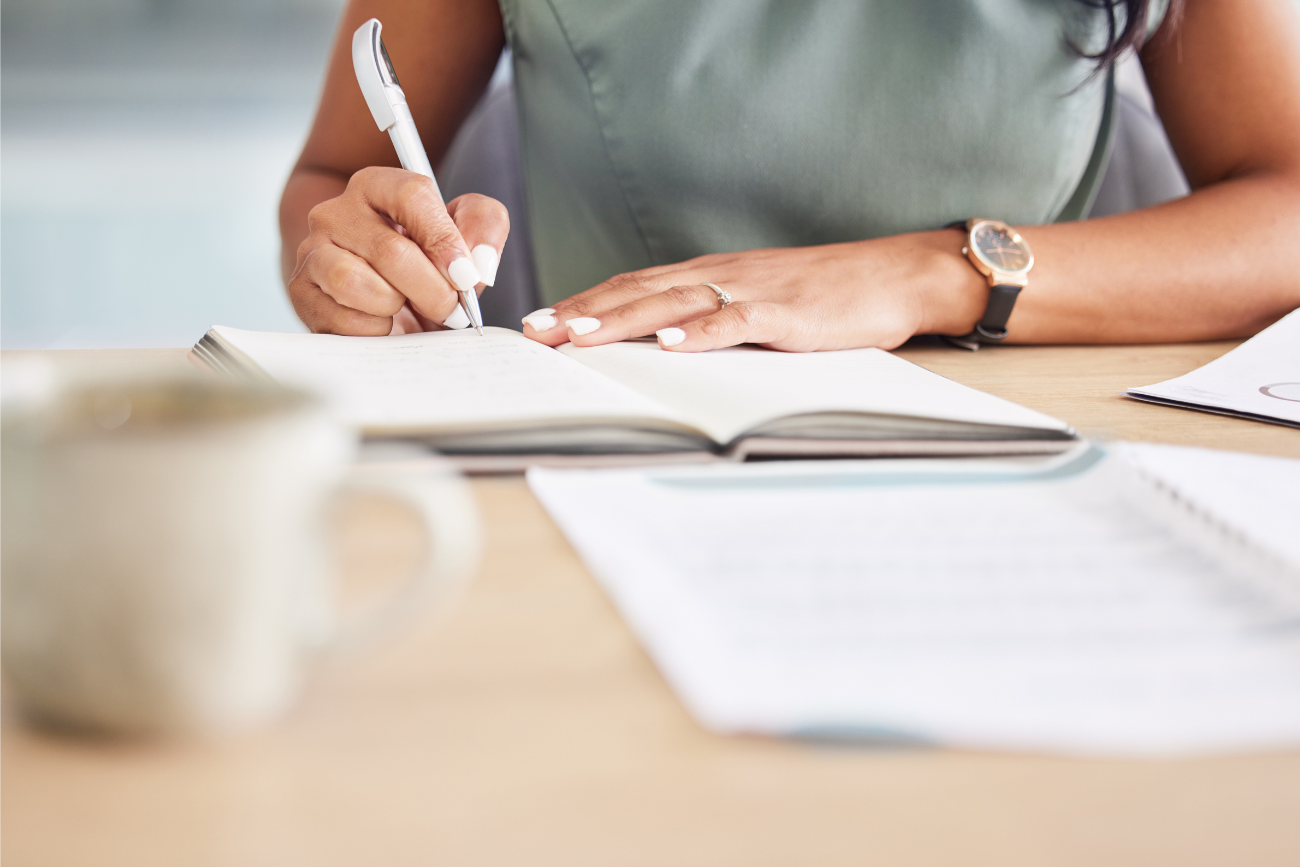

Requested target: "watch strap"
[
  {"left": 975, "top": 283, "right": 1021, "bottom": 341},
  {"left": 945, "top": 283, "right": 1022, "bottom": 351}
]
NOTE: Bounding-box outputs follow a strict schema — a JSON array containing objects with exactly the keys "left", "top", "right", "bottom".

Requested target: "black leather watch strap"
[
  {"left": 973, "top": 283, "right": 1022, "bottom": 341},
  {"left": 945, "top": 284, "right": 1022, "bottom": 351}
]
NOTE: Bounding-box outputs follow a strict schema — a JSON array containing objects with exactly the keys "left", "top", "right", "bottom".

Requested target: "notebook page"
[
  {"left": 558, "top": 341, "right": 1070, "bottom": 445},
  {"left": 212, "top": 326, "right": 685, "bottom": 431},
  {"left": 528, "top": 450, "right": 1300, "bottom": 756}
]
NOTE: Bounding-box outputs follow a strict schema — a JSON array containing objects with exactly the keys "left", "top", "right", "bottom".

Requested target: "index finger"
[
  {"left": 522, "top": 268, "right": 696, "bottom": 345},
  {"left": 352, "top": 166, "right": 486, "bottom": 301}
]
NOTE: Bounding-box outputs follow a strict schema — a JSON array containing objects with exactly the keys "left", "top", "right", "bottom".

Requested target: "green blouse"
[{"left": 500, "top": 0, "right": 1168, "bottom": 307}]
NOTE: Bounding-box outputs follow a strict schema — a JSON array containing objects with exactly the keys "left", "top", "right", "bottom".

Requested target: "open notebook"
[{"left": 192, "top": 326, "right": 1075, "bottom": 464}]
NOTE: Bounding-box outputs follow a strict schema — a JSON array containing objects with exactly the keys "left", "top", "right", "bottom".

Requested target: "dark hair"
[{"left": 1075, "top": 0, "right": 1183, "bottom": 69}]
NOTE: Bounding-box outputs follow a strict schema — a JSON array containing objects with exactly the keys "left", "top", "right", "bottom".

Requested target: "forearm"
[
  {"left": 923, "top": 0, "right": 1300, "bottom": 345},
  {"left": 1003, "top": 171, "right": 1300, "bottom": 344}
]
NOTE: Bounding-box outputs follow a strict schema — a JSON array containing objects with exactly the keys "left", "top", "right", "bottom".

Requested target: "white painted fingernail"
[
  {"left": 567, "top": 317, "right": 601, "bottom": 336},
  {"left": 657, "top": 327, "right": 686, "bottom": 347},
  {"left": 442, "top": 305, "right": 471, "bottom": 329},
  {"left": 471, "top": 244, "right": 500, "bottom": 287},
  {"left": 522, "top": 308, "right": 557, "bottom": 331},
  {"left": 448, "top": 256, "right": 484, "bottom": 293}
]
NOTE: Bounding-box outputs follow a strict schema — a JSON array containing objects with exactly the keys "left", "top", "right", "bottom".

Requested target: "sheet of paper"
[
  {"left": 213, "top": 326, "right": 682, "bottom": 431},
  {"left": 1127, "top": 309, "right": 1300, "bottom": 426},
  {"left": 559, "top": 341, "right": 1071, "bottom": 445},
  {"left": 528, "top": 447, "right": 1300, "bottom": 756}
]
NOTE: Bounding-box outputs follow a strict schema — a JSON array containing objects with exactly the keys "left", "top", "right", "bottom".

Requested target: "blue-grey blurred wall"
[{"left": 2, "top": 0, "right": 344, "bottom": 348}]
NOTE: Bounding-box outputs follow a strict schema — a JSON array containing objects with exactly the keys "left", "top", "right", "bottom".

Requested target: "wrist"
[{"left": 915, "top": 229, "right": 988, "bottom": 337}]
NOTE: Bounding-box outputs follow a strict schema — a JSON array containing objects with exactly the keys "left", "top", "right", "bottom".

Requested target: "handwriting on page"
[{"left": 221, "top": 328, "right": 674, "bottom": 428}]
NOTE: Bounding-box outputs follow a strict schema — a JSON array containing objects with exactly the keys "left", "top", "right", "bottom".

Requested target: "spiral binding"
[{"left": 1112, "top": 448, "right": 1300, "bottom": 614}]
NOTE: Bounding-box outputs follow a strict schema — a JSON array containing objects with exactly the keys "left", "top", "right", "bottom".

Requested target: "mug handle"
[{"left": 321, "top": 448, "right": 482, "bottom": 652}]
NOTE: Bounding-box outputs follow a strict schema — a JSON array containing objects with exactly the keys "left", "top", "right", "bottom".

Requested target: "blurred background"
[{"left": 2, "top": 0, "right": 342, "bottom": 349}]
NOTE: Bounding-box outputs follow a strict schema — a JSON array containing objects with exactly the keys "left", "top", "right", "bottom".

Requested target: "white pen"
[{"left": 351, "top": 18, "right": 485, "bottom": 335}]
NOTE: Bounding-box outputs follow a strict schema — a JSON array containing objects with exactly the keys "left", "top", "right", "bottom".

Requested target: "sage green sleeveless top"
[{"left": 500, "top": 0, "right": 1167, "bottom": 306}]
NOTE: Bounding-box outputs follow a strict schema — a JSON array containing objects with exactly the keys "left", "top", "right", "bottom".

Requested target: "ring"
[{"left": 701, "top": 282, "right": 731, "bottom": 309}]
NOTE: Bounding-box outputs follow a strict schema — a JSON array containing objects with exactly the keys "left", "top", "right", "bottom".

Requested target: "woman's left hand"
[{"left": 521, "top": 231, "right": 986, "bottom": 352}]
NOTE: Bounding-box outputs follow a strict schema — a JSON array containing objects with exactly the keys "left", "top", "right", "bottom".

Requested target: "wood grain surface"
[{"left": 4, "top": 343, "right": 1298, "bottom": 867}]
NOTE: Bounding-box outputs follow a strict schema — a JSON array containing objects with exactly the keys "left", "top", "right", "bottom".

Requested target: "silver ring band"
[{"left": 701, "top": 282, "right": 731, "bottom": 309}]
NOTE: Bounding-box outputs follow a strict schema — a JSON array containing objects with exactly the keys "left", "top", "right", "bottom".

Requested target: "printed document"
[
  {"left": 1127, "top": 308, "right": 1300, "bottom": 427},
  {"left": 528, "top": 445, "right": 1300, "bottom": 756}
]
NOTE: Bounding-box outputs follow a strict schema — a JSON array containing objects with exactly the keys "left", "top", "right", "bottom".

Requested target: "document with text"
[
  {"left": 528, "top": 445, "right": 1300, "bottom": 756},
  {"left": 1127, "top": 308, "right": 1300, "bottom": 428}
]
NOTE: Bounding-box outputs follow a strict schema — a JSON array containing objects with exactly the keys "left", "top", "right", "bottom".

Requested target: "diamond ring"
[{"left": 701, "top": 282, "right": 731, "bottom": 309}]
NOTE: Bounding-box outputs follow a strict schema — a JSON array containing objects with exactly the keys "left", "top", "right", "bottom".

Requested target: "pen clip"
[{"left": 352, "top": 18, "right": 402, "bottom": 132}]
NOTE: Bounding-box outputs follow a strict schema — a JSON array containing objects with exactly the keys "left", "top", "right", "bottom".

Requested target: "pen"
[{"left": 351, "top": 18, "right": 485, "bottom": 335}]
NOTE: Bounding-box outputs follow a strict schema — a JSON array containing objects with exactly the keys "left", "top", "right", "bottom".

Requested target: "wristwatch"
[{"left": 946, "top": 218, "right": 1034, "bottom": 351}]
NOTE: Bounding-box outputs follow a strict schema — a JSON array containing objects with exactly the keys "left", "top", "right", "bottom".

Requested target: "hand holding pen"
[{"left": 283, "top": 18, "right": 508, "bottom": 336}]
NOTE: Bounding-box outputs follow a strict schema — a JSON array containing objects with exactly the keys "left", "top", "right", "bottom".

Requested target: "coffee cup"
[{"left": 1, "top": 375, "right": 479, "bottom": 736}]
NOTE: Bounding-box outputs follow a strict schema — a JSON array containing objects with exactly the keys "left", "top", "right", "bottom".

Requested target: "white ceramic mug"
[{"left": 1, "top": 376, "right": 480, "bottom": 736}]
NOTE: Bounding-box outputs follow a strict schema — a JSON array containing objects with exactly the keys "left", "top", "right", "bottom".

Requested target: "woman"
[{"left": 280, "top": 0, "right": 1300, "bottom": 354}]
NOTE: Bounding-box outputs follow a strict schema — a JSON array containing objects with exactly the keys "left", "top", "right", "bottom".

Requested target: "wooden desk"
[{"left": 4, "top": 342, "right": 1299, "bottom": 867}]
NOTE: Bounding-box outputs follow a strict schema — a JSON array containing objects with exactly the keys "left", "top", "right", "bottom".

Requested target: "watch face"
[{"left": 971, "top": 221, "right": 1032, "bottom": 273}]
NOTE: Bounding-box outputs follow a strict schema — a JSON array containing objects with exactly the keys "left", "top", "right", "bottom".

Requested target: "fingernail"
[
  {"left": 448, "top": 256, "right": 484, "bottom": 293},
  {"left": 521, "top": 308, "right": 557, "bottom": 331},
  {"left": 657, "top": 327, "right": 686, "bottom": 347},
  {"left": 567, "top": 317, "right": 601, "bottom": 336},
  {"left": 443, "top": 305, "right": 471, "bottom": 329},
  {"left": 471, "top": 244, "right": 500, "bottom": 287}
]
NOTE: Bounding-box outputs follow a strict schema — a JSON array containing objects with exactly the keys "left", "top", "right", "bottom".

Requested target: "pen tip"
[{"left": 475, "top": 326, "right": 484, "bottom": 336}]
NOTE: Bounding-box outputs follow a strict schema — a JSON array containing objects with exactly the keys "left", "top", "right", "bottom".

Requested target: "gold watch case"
[{"left": 961, "top": 218, "right": 1034, "bottom": 287}]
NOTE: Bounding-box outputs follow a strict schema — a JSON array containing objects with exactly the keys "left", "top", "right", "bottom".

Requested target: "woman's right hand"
[{"left": 287, "top": 166, "right": 509, "bottom": 336}]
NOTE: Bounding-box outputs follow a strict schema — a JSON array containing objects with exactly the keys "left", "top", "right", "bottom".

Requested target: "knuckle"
[
  {"left": 349, "top": 165, "right": 388, "bottom": 189},
  {"left": 325, "top": 257, "right": 361, "bottom": 294},
  {"left": 407, "top": 207, "right": 458, "bottom": 250},
  {"left": 464, "top": 192, "right": 511, "bottom": 223},
  {"left": 560, "top": 298, "right": 595, "bottom": 318},
  {"left": 397, "top": 174, "right": 441, "bottom": 209},
  {"left": 699, "top": 316, "right": 728, "bottom": 340},
  {"left": 729, "top": 302, "right": 759, "bottom": 329},
  {"left": 486, "top": 196, "right": 510, "bottom": 224},
  {"left": 602, "top": 272, "right": 642, "bottom": 294},
  {"left": 393, "top": 178, "right": 454, "bottom": 234},
  {"left": 294, "top": 238, "right": 318, "bottom": 272},
  {"left": 287, "top": 274, "right": 317, "bottom": 310},
  {"left": 420, "top": 220, "right": 460, "bottom": 253},
  {"left": 454, "top": 192, "right": 491, "bottom": 210},
  {"left": 306, "top": 200, "right": 338, "bottom": 233},
  {"left": 374, "top": 230, "right": 416, "bottom": 269},
  {"left": 664, "top": 284, "right": 703, "bottom": 309}
]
